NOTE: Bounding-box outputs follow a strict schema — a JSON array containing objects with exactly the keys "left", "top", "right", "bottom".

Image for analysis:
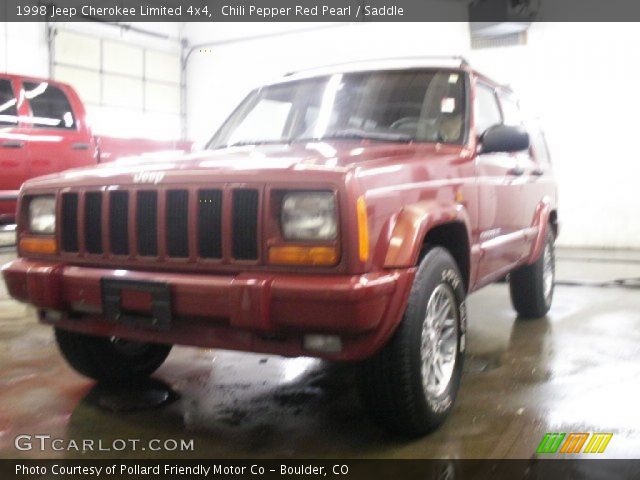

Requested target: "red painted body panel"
[
  {"left": 97, "top": 136, "right": 192, "bottom": 163},
  {"left": 2, "top": 67, "right": 558, "bottom": 360},
  {"left": 0, "top": 73, "right": 192, "bottom": 223},
  {"left": 2, "top": 258, "right": 414, "bottom": 360}
]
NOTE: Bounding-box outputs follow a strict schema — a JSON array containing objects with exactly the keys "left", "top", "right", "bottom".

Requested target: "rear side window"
[
  {"left": 24, "top": 82, "right": 76, "bottom": 129},
  {"left": 0, "top": 79, "right": 18, "bottom": 126},
  {"left": 474, "top": 84, "right": 502, "bottom": 135}
]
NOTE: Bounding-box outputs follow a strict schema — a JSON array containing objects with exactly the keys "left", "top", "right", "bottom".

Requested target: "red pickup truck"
[
  {"left": 2, "top": 58, "right": 557, "bottom": 436},
  {"left": 0, "top": 73, "right": 191, "bottom": 224}
]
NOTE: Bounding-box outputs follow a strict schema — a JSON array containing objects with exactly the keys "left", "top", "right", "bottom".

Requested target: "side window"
[
  {"left": 531, "top": 129, "right": 551, "bottom": 165},
  {"left": 0, "top": 79, "right": 19, "bottom": 126},
  {"left": 23, "top": 82, "right": 76, "bottom": 129},
  {"left": 474, "top": 84, "right": 502, "bottom": 135},
  {"left": 498, "top": 93, "right": 524, "bottom": 126}
]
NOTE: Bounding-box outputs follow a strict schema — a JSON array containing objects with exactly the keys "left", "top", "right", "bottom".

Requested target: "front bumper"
[{"left": 2, "top": 258, "right": 415, "bottom": 360}]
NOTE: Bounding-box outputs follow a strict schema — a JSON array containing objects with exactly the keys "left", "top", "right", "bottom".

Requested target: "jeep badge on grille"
[{"left": 133, "top": 171, "right": 166, "bottom": 184}]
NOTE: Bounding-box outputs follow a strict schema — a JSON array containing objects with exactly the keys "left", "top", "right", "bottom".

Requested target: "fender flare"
[
  {"left": 526, "top": 199, "right": 557, "bottom": 265},
  {"left": 383, "top": 200, "right": 473, "bottom": 268}
]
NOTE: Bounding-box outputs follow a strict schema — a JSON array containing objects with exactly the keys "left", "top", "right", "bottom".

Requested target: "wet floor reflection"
[
  {"left": 83, "top": 378, "right": 179, "bottom": 413},
  {"left": 60, "top": 312, "right": 559, "bottom": 460},
  {"left": 65, "top": 355, "right": 406, "bottom": 459},
  {"left": 2, "top": 249, "right": 640, "bottom": 459}
]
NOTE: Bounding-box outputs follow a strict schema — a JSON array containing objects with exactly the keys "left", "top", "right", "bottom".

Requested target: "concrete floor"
[{"left": 1, "top": 238, "right": 639, "bottom": 460}]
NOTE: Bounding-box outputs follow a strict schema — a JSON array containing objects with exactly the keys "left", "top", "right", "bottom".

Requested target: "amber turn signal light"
[
  {"left": 268, "top": 246, "right": 338, "bottom": 266},
  {"left": 357, "top": 196, "right": 369, "bottom": 262},
  {"left": 19, "top": 236, "right": 57, "bottom": 255}
]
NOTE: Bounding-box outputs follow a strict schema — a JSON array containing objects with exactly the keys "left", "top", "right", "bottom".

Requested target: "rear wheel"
[
  {"left": 55, "top": 328, "right": 172, "bottom": 383},
  {"left": 357, "top": 247, "right": 466, "bottom": 436},
  {"left": 509, "top": 229, "right": 555, "bottom": 319}
]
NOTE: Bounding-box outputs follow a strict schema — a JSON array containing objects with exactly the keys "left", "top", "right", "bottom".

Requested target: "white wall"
[
  {"left": 0, "top": 22, "right": 49, "bottom": 77},
  {"left": 183, "top": 21, "right": 471, "bottom": 144},
  {"left": 53, "top": 22, "right": 184, "bottom": 140},
  {"left": 1, "top": 21, "right": 185, "bottom": 139},
  {"left": 54, "top": 21, "right": 184, "bottom": 48},
  {"left": 1, "top": 22, "right": 184, "bottom": 78},
  {"left": 185, "top": 21, "right": 640, "bottom": 249},
  {"left": 4, "top": 21, "right": 638, "bottom": 249},
  {"left": 470, "top": 23, "right": 640, "bottom": 249}
]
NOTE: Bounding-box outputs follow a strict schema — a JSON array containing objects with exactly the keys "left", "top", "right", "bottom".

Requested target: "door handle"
[
  {"left": 507, "top": 166, "right": 525, "bottom": 176},
  {"left": 531, "top": 168, "right": 544, "bottom": 176},
  {"left": 72, "top": 142, "right": 90, "bottom": 150},
  {"left": 1, "top": 141, "right": 24, "bottom": 149}
]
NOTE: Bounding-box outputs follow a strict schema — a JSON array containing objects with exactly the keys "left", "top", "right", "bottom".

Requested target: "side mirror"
[{"left": 480, "top": 124, "right": 530, "bottom": 154}]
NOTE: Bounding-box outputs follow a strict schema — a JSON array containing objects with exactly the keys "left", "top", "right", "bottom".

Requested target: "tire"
[
  {"left": 55, "top": 328, "right": 172, "bottom": 384},
  {"left": 509, "top": 228, "right": 555, "bottom": 319},
  {"left": 357, "top": 247, "right": 467, "bottom": 436}
]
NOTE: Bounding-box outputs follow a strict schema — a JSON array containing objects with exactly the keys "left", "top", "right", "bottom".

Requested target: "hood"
[{"left": 23, "top": 141, "right": 465, "bottom": 189}]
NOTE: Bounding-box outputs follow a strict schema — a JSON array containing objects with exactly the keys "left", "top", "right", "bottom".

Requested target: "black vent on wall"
[
  {"left": 471, "top": 31, "right": 527, "bottom": 49},
  {"left": 469, "top": 1, "right": 539, "bottom": 22},
  {"left": 469, "top": 20, "right": 531, "bottom": 50}
]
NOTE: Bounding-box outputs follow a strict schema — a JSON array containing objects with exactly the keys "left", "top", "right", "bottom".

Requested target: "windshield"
[{"left": 208, "top": 69, "right": 467, "bottom": 149}]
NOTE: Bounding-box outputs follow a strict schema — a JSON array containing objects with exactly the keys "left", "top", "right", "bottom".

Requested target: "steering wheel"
[
  {"left": 390, "top": 116, "right": 421, "bottom": 133},
  {"left": 391, "top": 116, "right": 440, "bottom": 141}
]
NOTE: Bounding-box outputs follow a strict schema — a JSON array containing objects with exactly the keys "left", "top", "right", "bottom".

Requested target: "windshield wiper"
[
  {"left": 212, "top": 129, "right": 413, "bottom": 150},
  {"left": 302, "top": 129, "right": 414, "bottom": 143}
]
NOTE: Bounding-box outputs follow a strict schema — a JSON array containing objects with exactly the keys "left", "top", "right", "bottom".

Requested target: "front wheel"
[
  {"left": 509, "top": 229, "right": 555, "bottom": 319},
  {"left": 357, "top": 247, "right": 467, "bottom": 436},
  {"left": 55, "top": 329, "right": 172, "bottom": 383}
]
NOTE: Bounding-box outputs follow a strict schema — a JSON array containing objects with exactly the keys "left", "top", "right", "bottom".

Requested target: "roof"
[
  {"left": 269, "top": 56, "right": 507, "bottom": 90},
  {"left": 279, "top": 56, "right": 468, "bottom": 81}
]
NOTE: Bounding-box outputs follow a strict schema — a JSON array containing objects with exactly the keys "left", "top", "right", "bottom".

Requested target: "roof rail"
[{"left": 284, "top": 55, "right": 471, "bottom": 77}]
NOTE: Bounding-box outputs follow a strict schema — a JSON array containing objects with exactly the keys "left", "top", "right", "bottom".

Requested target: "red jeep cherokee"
[{"left": 2, "top": 58, "right": 558, "bottom": 436}]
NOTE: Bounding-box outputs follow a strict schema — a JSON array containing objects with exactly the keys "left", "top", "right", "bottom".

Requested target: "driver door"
[{"left": 474, "top": 82, "right": 526, "bottom": 285}]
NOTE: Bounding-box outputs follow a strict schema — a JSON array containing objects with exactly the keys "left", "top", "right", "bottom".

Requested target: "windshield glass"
[{"left": 208, "top": 69, "right": 467, "bottom": 149}]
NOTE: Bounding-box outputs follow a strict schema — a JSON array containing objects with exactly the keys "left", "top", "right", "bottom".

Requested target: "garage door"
[{"left": 52, "top": 29, "right": 182, "bottom": 140}]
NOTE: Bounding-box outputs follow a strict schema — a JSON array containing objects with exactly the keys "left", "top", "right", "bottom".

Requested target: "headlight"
[
  {"left": 28, "top": 196, "right": 56, "bottom": 234},
  {"left": 281, "top": 192, "right": 337, "bottom": 241}
]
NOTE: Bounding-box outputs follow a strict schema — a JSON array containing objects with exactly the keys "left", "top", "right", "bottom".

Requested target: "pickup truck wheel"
[
  {"left": 509, "top": 229, "right": 555, "bottom": 319},
  {"left": 357, "top": 247, "right": 466, "bottom": 436},
  {"left": 54, "top": 329, "right": 172, "bottom": 383}
]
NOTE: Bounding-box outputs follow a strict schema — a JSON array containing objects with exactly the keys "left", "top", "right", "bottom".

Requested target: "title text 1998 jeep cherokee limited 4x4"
[{"left": 2, "top": 57, "right": 557, "bottom": 436}]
